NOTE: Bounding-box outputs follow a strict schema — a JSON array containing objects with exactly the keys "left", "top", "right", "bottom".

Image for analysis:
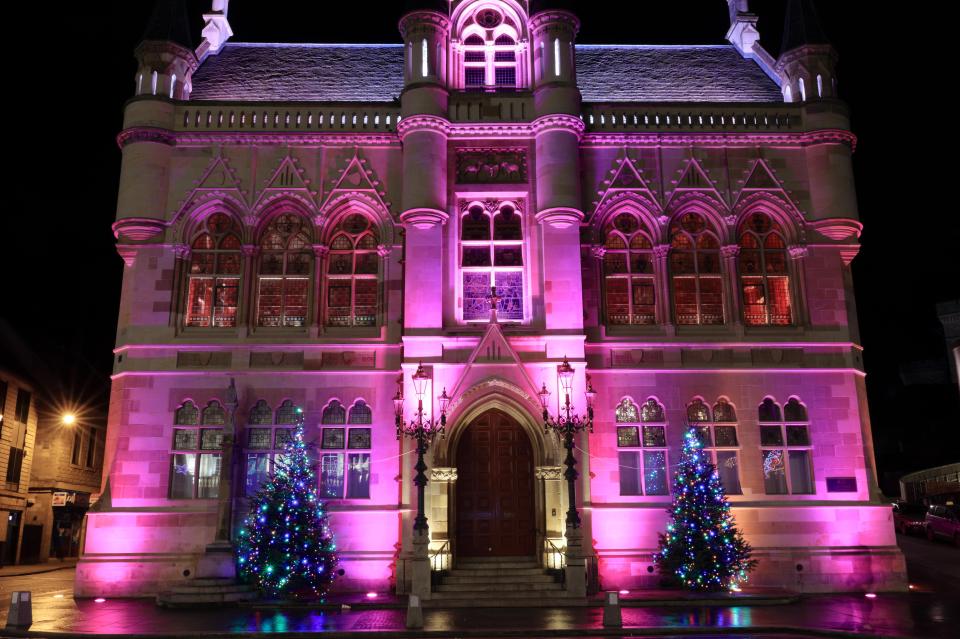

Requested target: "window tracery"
[
  {"left": 184, "top": 213, "right": 242, "bottom": 328},
  {"left": 459, "top": 6, "right": 521, "bottom": 89},
  {"left": 669, "top": 212, "right": 723, "bottom": 325},
  {"left": 461, "top": 202, "right": 524, "bottom": 322},
  {"left": 256, "top": 214, "right": 312, "bottom": 328},
  {"left": 738, "top": 212, "right": 792, "bottom": 326},
  {"left": 603, "top": 212, "right": 656, "bottom": 326},
  {"left": 326, "top": 214, "right": 380, "bottom": 327}
]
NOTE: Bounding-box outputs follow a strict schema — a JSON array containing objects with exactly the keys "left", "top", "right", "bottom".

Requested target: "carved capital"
[
  {"left": 788, "top": 245, "right": 809, "bottom": 260},
  {"left": 116, "top": 126, "right": 176, "bottom": 149},
  {"left": 377, "top": 244, "right": 393, "bottom": 258},
  {"left": 312, "top": 243, "right": 330, "bottom": 259},
  {"left": 653, "top": 244, "right": 671, "bottom": 260},
  {"left": 400, "top": 208, "right": 449, "bottom": 230},
  {"left": 839, "top": 247, "right": 860, "bottom": 266},
  {"left": 113, "top": 217, "right": 167, "bottom": 242},
  {"left": 535, "top": 207, "right": 583, "bottom": 229},
  {"left": 172, "top": 243, "right": 191, "bottom": 261},
  {"left": 241, "top": 244, "right": 258, "bottom": 258},
  {"left": 396, "top": 115, "right": 450, "bottom": 140},
  {"left": 430, "top": 467, "right": 458, "bottom": 482},
  {"left": 535, "top": 466, "right": 564, "bottom": 481},
  {"left": 590, "top": 246, "right": 606, "bottom": 260},
  {"left": 531, "top": 114, "right": 586, "bottom": 139},
  {"left": 721, "top": 245, "right": 741, "bottom": 259}
]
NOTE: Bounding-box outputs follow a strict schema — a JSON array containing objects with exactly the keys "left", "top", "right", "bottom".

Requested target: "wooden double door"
[{"left": 455, "top": 410, "right": 535, "bottom": 557}]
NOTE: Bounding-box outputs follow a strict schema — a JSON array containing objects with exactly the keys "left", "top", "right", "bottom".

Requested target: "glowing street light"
[{"left": 62, "top": 413, "right": 77, "bottom": 426}]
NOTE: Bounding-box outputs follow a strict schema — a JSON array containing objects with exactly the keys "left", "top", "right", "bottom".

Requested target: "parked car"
[
  {"left": 924, "top": 504, "right": 960, "bottom": 546},
  {"left": 892, "top": 502, "right": 927, "bottom": 536}
]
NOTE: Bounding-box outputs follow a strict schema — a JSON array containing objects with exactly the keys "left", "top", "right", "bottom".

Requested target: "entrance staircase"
[
  {"left": 156, "top": 578, "right": 258, "bottom": 607},
  {"left": 429, "top": 556, "right": 582, "bottom": 607}
]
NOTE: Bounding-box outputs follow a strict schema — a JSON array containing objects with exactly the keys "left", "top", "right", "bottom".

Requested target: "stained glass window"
[
  {"left": 462, "top": 203, "right": 524, "bottom": 322},
  {"left": 201, "top": 401, "right": 225, "bottom": 425},
  {"left": 669, "top": 212, "right": 723, "bottom": 325},
  {"left": 185, "top": 212, "right": 242, "bottom": 328},
  {"left": 256, "top": 213, "right": 313, "bottom": 328},
  {"left": 348, "top": 400, "right": 373, "bottom": 424},
  {"left": 686, "top": 399, "right": 710, "bottom": 423},
  {"left": 695, "top": 400, "right": 743, "bottom": 495},
  {"left": 759, "top": 397, "right": 814, "bottom": 494},
  {"left": 170, "top": 402, "right": 222, "bottom": 499},
  {"left": 641, "top": 399, "right": 665, "bottom": 423},
  {"left": 326, "top": 214, "right": 380, "bottom": 327},
  {"left": 617, "top": 426, "right": 640, "bottom": 448},
  {"left": 248, "top": 400, "right": 272, "bottom": 425},
  {"left": 247, "top": 428, "right": 271, "bottom": 449},
  {"left": 322, "top": 401, "right": 346, "bottom": 425},
  {"left": 738, "top": 212, "right": 792, "bottom": 326},
  {"left": 275, "top": 400, "right": 299, "bottom": 425},
  {"left": 603, "top": 213, "right": 656, "bottom": 326},
  {"left": 615, "top": 398, "right": 640, "bottom": 423},
  {"left": 175, "top": 401, "right": 199, "bottom": 426},
  {"left": 348, "top": 428, "right": 372, "bottom": 449},
  {"left": 322, "top": 428, "right": 346, "bottom": 449},
  {"left": 713, "top": 398, "right": 737, "bottom": 423}
]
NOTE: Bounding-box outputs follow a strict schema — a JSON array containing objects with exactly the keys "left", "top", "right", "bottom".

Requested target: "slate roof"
[{"left": 190, "top": 42, "right": 782, "bottom": 104}]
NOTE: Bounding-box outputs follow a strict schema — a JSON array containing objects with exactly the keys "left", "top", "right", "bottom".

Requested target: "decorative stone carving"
[
  {"left": 113, "top": 217, "right": 167, "bottom": 242},
  {"left": 788, "top": 245, "right": 809, "bottom": 260},
  {"left": 430, "top": 467, "right": 458, "bottom": 482},
  {"left": 653, "top": 244, "right": 672, "bottom": 260},
  {"left": 456, "top": 149, "right": 527, "bottom": 184},
  {"left": 535, "top": 466, "right": 563, "bottom": 480},
  {"left": 590, "top": 246, "right": 606, "bottom": 260},
  {"left": 721, "top": 245, "right": 741, "bottom": 259},
  {"left": 535, "top": 207, "right": 583, "bottom": 229}
]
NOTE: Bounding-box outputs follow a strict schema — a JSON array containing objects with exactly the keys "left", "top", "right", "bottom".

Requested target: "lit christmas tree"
[
  {"left": 237, "top": 408, "right": 342, "bottom": 600},
  {"left": 655, "top": 428, "right": 756, "bottom": 591}
]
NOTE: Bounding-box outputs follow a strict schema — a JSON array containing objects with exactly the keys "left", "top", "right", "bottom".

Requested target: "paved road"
[{"left": 896, "top": 531, "right": 960, "bottom": 593}]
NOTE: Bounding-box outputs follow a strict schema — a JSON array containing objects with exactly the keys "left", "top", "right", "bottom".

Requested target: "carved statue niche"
[{"left": 457, "top": 149, "right": 528, "bottom": 184}]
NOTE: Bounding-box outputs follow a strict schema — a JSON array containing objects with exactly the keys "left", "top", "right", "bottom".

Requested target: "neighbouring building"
[
  {"left": 0, "top": 370, "right": 38, "bottom": 566},
  {"left": 937, "top": 300, "right": 960, "bottom": 392},
  {"left": 23, "top": 413, "right": 105, "bottom": 564},
  {"left": 78, "top": 0, "right": 906, "bottom": 598}
]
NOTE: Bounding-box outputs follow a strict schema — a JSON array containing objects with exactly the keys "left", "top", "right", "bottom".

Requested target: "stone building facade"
[
  {"left": 78, "top": 0, "right": 906, "bottom": 598},
  {"left": 0, "top": 370, "right": 38, "bottom": 566}
]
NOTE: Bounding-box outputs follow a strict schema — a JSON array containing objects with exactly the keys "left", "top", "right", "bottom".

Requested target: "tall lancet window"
[
  {"left": 460, "top": 6, "right": 520, "bottom": 90},
  {"left": 738, "top": 213, "right": 792, "bottom": 326},
  {"left": 461, "top": 203, "right": 524, "bottom": 322},
  {"left": 185, "top": 213, "right": 242, "bottom": 328},
  {"left": 326, "top": 214, "right": 380, "bottom": 327},
  {"left": 603, "top": 212, "right": 656, "bottom": 326},
  {"left": 256, "top": 214, "right": 313, "bottom": 328},
  {"left": 669, "top": 212, "right": 723, "bottom": 325}
]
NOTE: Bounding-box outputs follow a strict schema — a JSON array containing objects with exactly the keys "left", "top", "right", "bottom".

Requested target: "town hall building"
[{"left": 78, "top": 0, "right": 907, "bottom": 600}]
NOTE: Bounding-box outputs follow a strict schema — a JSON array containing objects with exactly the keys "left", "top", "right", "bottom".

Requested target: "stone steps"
[
  {"left": 156, "top": 578, "right": 258, "bottom": 607},
  {"left": 430, "top": 556, "right": 567, "bottom": 604}
]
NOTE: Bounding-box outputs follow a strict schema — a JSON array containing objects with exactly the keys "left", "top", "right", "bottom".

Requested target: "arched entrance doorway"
[{"left": 455, "top": 409, "right": 535, "bottom": 557}]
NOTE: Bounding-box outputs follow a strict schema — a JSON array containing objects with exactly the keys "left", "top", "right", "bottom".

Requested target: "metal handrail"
[
  {"left": 544, "top": 538, "right": 566, "bottom": 586},
  {"left": 429, "top": 540, "right": 451, "bottom": 573}
]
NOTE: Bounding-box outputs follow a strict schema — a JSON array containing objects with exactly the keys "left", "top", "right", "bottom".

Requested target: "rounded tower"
[{"left": 775, "top": 0, "right": 838, "bottom": 103}]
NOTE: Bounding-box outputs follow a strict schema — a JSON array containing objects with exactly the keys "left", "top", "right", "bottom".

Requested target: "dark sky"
[{"left": 4, "top": 1, "right": 958, "bottom": 491}]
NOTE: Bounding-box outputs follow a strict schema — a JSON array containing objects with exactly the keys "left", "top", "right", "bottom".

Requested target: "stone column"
[
  {"left": 720, "top": 244, "right": 743, "bottom": 330},
  {"left": 788, "top": 245, "right": 810, "bottom": 327},
  {"left": 535, "top": 466, "right": 564, "bottom": 566},
  {"left": 240, "top": 244, "right": 258, "bottom": 336},
  {"left": 171, "top": 243, "right": 191, "bottom": 328},
  {"left": 197, "top": 378, "right": 239, "bottom": 579},
  {"left": 428, "top": 467, "right": 457, "bottom": 571},
  {"left": 653, "top": 244, "right": 672, "bottom": 327},
  {"left": 311, "top": 243, "right": 329, "bottom": 336}
]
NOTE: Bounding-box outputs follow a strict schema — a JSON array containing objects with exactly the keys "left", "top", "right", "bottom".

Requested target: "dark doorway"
[
  {"left": 1, "top": 511, "right": 22, "bottom": 566},
  {"left": 455, "top": 409, "right": 535, "bottom": 557},
  {"left": 20, "top": 524, "right": 43, "bottom": 564}
]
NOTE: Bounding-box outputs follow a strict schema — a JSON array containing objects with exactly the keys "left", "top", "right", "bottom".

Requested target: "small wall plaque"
[{"left": 826, "top": 477, "right": 858, "bottom": 493}]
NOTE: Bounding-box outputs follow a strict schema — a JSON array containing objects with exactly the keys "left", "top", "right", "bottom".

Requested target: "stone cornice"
[
  {"left": 535, "top": 207, "right": 583, "bottom": 229},
  {"left": 400, "top": 208, "right": 449, "bottom": 229},
  {"left": 113, "top": 217, "right": 168, "bottom": 242},
  {"left": 398, "top": 10, "right": 451, "bottom": 39},
  {"left": 170, "top": 132, "right": 401, "bottom": 147},
  {"left": 532, "top": 114, "right": 586, "bottom": 138},
  {"left": 528, "top": 10, "right": 581, "bottom": 36},
  {"left": 429, "top": 467, "right": 458, "bottom": 482},
  {"left": 396, "top": 115, "right": 451, "bottom": 140},
  {"left": 582, "top": 129, "right": 857, "bottom": 151},
  {"left": 117, "top": 127, "right": 177, "bottom": 149}
]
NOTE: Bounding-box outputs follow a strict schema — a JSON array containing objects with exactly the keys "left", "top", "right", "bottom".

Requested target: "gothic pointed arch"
[
  {"left": 668, "top": 208, "right": 725, "bottom": 326},
  {"left": 600, "top": 208, "right": 657, "bottom": 326},
  {"left": 732, "top": 192, "right": 805, "bottom": 246},
  {"left": 170, "top": 152, "right": 249, "bottom": 242},
  {"left": 320, "top": 150, "right": 394, "bottom": 228},
  {"left": 253, "top": 205, "right": 316, "bottom": 328},
  {"left": 323, "top": 208, "right": 382, "bottom": 328},
  {"left": 252, "top": 152, "right": 320, "bottom": 214},
  {"left": 737, "top": 210, "right": 794, "bottom": 326},
  {"left": 182, "top": 209, "right": 244, "bottom": 328},
  {"left": 451, "top": 1, "right": 530, "bottom": 90}
]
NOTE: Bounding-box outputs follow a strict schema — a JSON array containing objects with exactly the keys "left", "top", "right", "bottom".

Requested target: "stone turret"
[
  {"left": 775, "top": 0, "right": 838, "bottom": 102},
  {"left": 134, "top": 0, "right": 198, "bottom": 99}
]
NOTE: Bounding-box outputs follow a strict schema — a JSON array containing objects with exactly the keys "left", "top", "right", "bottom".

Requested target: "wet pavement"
[{"left": 0, "top": 534, "right": 954, "bottom": 638}]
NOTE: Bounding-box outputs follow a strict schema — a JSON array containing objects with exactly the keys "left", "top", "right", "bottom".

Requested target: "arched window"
[
  {"left": 616, "top": 397, "right": 668, "bottom": 496},
  {"left": 603, "top": 213, "right": 656, "bottom": 325},
  {"left": 669, "top": 212, "right": 723, "bottom": 325},
  {"left": 275, "top": 399, "right": 300, "bottom": 425},
  {"left": 738, "top": 212, "right": 792, "bottom": 326},
  {"left": 326, "top": 214, "right": 380, "bottom": 327},
  {"left": 759, "top": 396, "right": 814, "bottom": 495},
  {"left": 348, "top": 400, "right": 372, "bottom": 424},
  {"left": 461, "top": 203, "right": 524, "bottom": 322},
  {"left": 321, "top": 400, "right": 346, "bottom": 425},
  {"left": 686, "top": 398, "right": 710, "bottom": 423},
  {"left": 244, "top": 400, "right": 301, "bottom": 496},
  {"left": 256, "top": 214, "right": 312, "bottom": 328},
  {"left": 248, "top": 400, "right": 272, "bottom": 425},
  {"left": 171, "top": 400, "right": 223, "bottom": 499},
  {"left": 459, "top": 7, "right": 520, "bottom": 89},
  {"left": 185, "top": 213, "right": 242, "bottom": 328},
  {"left": 690, "top": 397, "right": 742, "bottom": 494},
  {"left": 175, "top": 401, "right": 199, "bottom": 426}
]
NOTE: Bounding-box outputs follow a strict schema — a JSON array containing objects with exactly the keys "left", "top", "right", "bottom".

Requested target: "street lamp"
[
  {"left": 539, "top": 357, "right": 595, "bottom": 529},
  {"left": 395, "top": 363, "right": 450, "bottom": 534},
  {"left": 62, "top": 413, "right": 77, "bottom": 426}
]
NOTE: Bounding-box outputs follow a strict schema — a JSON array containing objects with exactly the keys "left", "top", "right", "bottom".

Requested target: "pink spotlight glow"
[
  {"left": 619, "top": 589, "right": 630, "bottom": 595},
  {"left": 864, "top": 593, "right": 877, "bottom": 599},
  {"left": 365, "top": 592, "right": 378, "bottom": 599},
  {"left": 94, "top": 598, "right": 107, "bottom": 603}
]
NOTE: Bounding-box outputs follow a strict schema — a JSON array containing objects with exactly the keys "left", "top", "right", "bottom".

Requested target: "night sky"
[{"left": 3, "top": 1, "right": 957, "bottom": 493}]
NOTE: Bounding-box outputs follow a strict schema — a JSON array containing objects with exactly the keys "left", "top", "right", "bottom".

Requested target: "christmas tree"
[
  {"left": 237, "top": 408, "right": 341, "bottom": 600},
  {"left": 655, "top": 427, "right": 756, "bottom": 591}
]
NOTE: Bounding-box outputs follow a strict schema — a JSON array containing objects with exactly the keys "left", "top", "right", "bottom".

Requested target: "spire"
[
  {"left": 142, "top": 0, "right": 194, "bottom": 50},
  {"left": 725, "top": 0, "right": 760, "bottom": 56},
  {"left": 781, "top": 0, "right": 830, "bottom": 54}
]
